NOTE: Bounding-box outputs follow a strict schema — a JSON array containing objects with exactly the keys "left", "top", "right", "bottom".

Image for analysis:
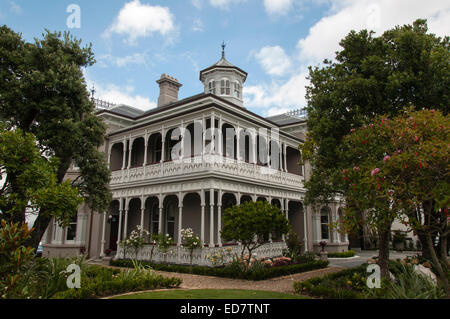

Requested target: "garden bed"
[
  {"left": 110, "top": 259, "right": 329, "bottom": 281},
  {"left": 327, "top": 250, "right": 356, "bottom": 258}
]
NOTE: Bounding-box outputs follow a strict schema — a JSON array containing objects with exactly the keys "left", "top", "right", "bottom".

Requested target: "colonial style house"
[{"left": 41, "top": 48, "right": 349, "bottom": 264}]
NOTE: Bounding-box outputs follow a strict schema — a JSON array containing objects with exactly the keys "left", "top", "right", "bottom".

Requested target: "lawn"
[{"left": 112, "top": 289, "right": 309, "bottom": 299}]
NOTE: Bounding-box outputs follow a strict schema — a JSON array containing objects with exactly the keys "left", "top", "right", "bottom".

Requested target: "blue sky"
[{"left": 1, "top": 0, "right": 448, "bottom": 117}]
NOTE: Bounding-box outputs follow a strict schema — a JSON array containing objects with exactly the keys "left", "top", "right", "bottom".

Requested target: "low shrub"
[
  {"left": 51, "top": 266, "right": 182, "bottom": 299},
  {"left": 110, "top": 259, "right": 329, "bottom": 281},
  {"left": 327, "top": 250, "right": 356, "bottom": 258}
]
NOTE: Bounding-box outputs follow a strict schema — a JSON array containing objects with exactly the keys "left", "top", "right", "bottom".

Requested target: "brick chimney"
[{"left": 156, "top": 74, "right": 182, "bottom": 107}]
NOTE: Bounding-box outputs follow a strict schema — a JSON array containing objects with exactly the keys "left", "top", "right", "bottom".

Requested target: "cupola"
[{"left": 199, "top": 43, "right": 247, "bottom": 107}]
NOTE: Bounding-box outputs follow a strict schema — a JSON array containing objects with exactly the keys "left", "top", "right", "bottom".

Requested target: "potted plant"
[{"left": 319, "top": 241, "right": 328, "bottom": 261}]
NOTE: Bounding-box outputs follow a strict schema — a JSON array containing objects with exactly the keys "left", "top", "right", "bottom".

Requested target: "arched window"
[
  {"left": 234, "top": 82, "right": 241, "bottom": 98},
  {"left": 320, "top": 208, "right": 330, "bottom": 240},
  {"left": 208, "top": 80, "right": 216, "bottom": 94},
  {"left": 221, "top": 79, "right": 230, "bottom": 95}
]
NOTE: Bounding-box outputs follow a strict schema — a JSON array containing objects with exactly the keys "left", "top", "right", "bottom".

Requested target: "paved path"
[{"left": 328, "top": 250, "right": 420, "bottom": 269}]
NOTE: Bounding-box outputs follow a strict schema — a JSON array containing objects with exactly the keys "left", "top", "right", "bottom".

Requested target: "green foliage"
[
  {"left": 327, "top": 250, "right": 356, "bottom": 258},
  {"left": 0, "top": 220, "right": 35, "bottom": 298},
  {"left": 0, "top": 127, "right": 83, "bottom": 225},
  {"left": 0, "top": 25, "right": 111, "bottom": 247},
  {"left": 382, "top": 264, "right": 445, "bottom": 299},
  {"left": 111, "top": 259, "right": 329, "bottom": 281},
  {"left": 221, "top": 200, "right": 289, "bottom": 267},
  {"left": 302, "top": 19, "right": 449, "bottom": 205},
  {"left": 283, "top": 229, "right": 304, "bottom": 260}
]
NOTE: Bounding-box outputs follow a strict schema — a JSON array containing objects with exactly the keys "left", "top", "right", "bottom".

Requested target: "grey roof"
[
  {"left": 109, "top": 104, "right": 145, "bottom": 118},
  {"left": 265, "top": 113, "right": 306, "bottom": 126}
]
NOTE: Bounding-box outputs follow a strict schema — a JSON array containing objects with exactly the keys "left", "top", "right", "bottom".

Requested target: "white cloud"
[
  {"left": 104, "top": 0, "right": 175, "bottom": 44},
  {"left": 98, "top": 53, "right": 149, "bottom": 68},
  {"left": 264, "top": 0, "right": 293, "bottom": 16},
  {"left": 246, "top": 0, "right": 450, "bottom": 113},
  {"left": 209, "top": 0, "right": 246, "bottom": 10},
  {"left": 9, "top": 1, "right": 22, "bottom": 14},
  {"left": 84, "top": 71, "right": 156, "bottom": 111},
  {"left": 192, "top": 19, "right": 204, "bottom": 32},
  {"left": 192, "top": 0, "right": 203, "bottom": 9},
  {"left": 254, "top": 46, "right": 293, "bottom": 76},
  {"left": 297, "top": 0, "right": 450, "bottom": 65}
]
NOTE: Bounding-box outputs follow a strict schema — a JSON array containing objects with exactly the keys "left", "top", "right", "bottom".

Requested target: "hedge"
[
  {"left": 327, "top": 250, "right": 356, "bottom": 258},
  {"left": 110, "top": 259, "right": 329, "bottom": 281},
  {"left": 51, "top": 272, "right": 182, "bottom": 299}
]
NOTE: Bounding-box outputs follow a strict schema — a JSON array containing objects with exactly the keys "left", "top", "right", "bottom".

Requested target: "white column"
[
  {"left": 178, "top": 193, "right": 183, "bottom": 246},
  {"left": 283, "top": 144, "right": 287, "bottom": 172},
  {"left": 279, "top": 141, "right": 282, "bottom": 171},
  {"left": 107, "top": 144, "right": 112, "bottom": 169},
  {"left": 180, "top": 120, "right": 184, "bottom": 162},
  {"left": 267, "top": 135, "right": 270, "bottom": 168},
  {"left": 217, "top": 190, "right": 222, "bottom": 247},
  {"left": 281, "top": 198, "right": 286, "bottom": 241},
  {"left": 158, "top": 195, "right": 163, "bottom": 234},
  {"left": 143, "top": 133, "right": 148, "bottom": 166},
  {"left": 209, "top": 188, "right": 215, "bottom": 247},
  {"left": 161, "top": 126, "right": 165, "bottom": 163},
  {"left": 140, "top": 197, "right": 145, "bottom": 236},
  {"left": 236, "top": 125, "right": 240, "bottom": 161},
  {"left": 218, "top": 115, "right": 223, "bottom": 157},
  {"left": 211, "top": 113, "right": 215, "bottom": 155},
  {"left": 100, "top": 211, "right": 107, "bottom": 257},
  {"left": 332, "top": 205, "right": 340, "bottom": 243},
  {"left": 127, "top": 137, "right": 132, "bottom": 169},
  {"left": 117, "top": 199, "right": 123, "bottom": 246},
  {"left": 123, "top": 198, "right": 130, "bottom": 239},
  {"left": 201, "top": 189, "right": 205, "bottom": 246},
  {"left": 303, "top": 206, "right": 308, "bottom": 252},
  {"left": 121, "top": 140, "right": 126, "bottom": 170}
]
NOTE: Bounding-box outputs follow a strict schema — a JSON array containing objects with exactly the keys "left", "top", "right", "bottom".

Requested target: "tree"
[
  {"left": 221, "top": 201, "right": 289, "bottom": 268},
  {"left": 0, "top": 127, "right": 83, "bottom": 226},
  {"left": 0, "top": 25, "right": 111, "bottom": 249},
  {"left": 301, "top": 19, "right": 449, "bottom": 278},
  {"left": 340, "top": 109, "right": 449, "bottom": 296}
]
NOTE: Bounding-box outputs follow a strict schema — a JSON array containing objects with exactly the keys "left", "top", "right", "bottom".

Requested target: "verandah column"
[
  {"left": 158, "top": 194, "right": 163, "bottom": 234},
  {"left": 281, "top": 198, "right": 285, "bottom": 241},
  {"left": 178, "top": 192, "right": 184, "bottom": 246},
  {"left": 117, "top": 198, "right": 123, "bottom": 246},
  {"left": 140, "top": 195, "right": 145, "bottom": 236},
  {"left": 123, "top": 198, "right": 129, "bottom": 240},
  {"left": 200, "top": 189, "right": 205, "bottom": 246},
  {"left": 100, "top": 211, "right": 107, "bottom": 257},
  {"left": 209, "top": 188, "right": 215, "bottom": 247},
  {"left": 217, "top": 189, "right": 222, "bottom": 247}
]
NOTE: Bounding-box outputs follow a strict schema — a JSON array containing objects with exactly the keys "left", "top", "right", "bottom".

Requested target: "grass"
[{"left": 112, "top": 289, "right": 309, "bottom": 299}]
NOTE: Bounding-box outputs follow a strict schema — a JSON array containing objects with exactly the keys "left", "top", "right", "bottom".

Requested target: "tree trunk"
[
  {"left": 378, "top": 228, "right": 390, "bottom": 280},
  {"left": 417, "top": 230, "right": 432, "bottom": 260},
  {"left": 439, "top": 234, "right": 449, "bottom": 269},
  {"left": 426, "top": 233, "right": 450, "bottom": 298},
  {"left": 26, "top": 211, "right": 52, "bottom": 250}
]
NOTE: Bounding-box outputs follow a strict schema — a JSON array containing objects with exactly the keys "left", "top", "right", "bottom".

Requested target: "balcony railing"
[{"left": 110, "top": 154, "right": 303, "bottom": 188}]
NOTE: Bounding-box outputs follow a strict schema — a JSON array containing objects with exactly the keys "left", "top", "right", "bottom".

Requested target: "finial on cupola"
[{"left": 221, "top": 41, "right": 226, "bottom": 59}]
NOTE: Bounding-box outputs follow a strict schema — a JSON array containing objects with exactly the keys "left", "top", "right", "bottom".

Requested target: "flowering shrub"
[
  {"left": 180, "top": 228, "right": 202, "bottom": 265},
  {"left": 156, "top": 233, "right": 174, "bottom": 263},
  {"left": 206, "top": 247, "right": 233, "bottom": 267},
  {"left": 121, "top": 225, "right": 150, "bottom": 260},
  {"left": 271, "top": 256, "right": 292, "bottom": 267}
]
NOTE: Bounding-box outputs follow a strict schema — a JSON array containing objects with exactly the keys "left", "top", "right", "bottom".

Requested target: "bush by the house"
[
  {"left": 110, "top": 258, "right": 329, "bottom": 281},
  {"left": 327, "top": 250, "right": 356, "bottom": 258}
]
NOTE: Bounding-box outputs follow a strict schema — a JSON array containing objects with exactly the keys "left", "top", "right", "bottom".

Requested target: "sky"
[{"left": 1, "top": 0, "right": 449, "bottom": 117}]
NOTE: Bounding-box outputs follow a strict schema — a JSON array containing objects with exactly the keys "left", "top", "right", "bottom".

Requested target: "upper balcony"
[
  {"left": 110, "top": 154, "right": 304, "bottom": 188},
  {"left": 107, "top": 115, "right": 304, "bottom": 189}
]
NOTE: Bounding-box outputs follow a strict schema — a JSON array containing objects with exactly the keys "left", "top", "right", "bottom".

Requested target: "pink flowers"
[
  {"left": 353, "top": 166, "right": 360, "bottom": 171},
  {"left": 383, "top": 155, "right": 390, "bottom": 162},
  {"left": 371, "top": 168, "right": 380, "bottom": 176}
]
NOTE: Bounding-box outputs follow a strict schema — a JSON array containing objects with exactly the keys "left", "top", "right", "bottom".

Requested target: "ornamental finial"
[{"left": 221, "top": 41, "right": 226, "bottom": 59}]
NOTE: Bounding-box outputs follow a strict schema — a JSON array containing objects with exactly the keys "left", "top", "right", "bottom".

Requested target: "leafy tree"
[
  {"left": 340, "top": 109, "right": 449, "bottom": 296},
  {"left": 0, "top": 127, "right": 83, "bottom": 226},
  {"left": 221, "top": 201, "right": 289, "bottom": 268},
  {"left": 301, "top": 19, "right": 449, "bottom": 278},
  {"left": 0, "top": 25, "right": 111, "bottom": 249}
]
